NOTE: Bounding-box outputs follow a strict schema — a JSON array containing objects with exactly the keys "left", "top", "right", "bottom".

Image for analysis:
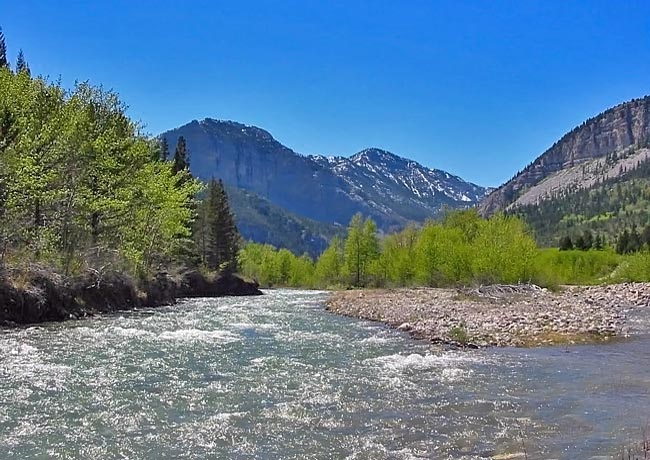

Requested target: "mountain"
[
  {"left": 480, "top": 96, "right": 650, "bottom": 216},
  {"left": 513, "top": 155, "right": 650, "bottom": 246},
  {"left": 223, "top": 184, "right": 341, "bottom": 257},
  {"left": 310, "top": 148, "right": 488, "bottom": 223},
  {"left": 477, "top": 96, "right": 650, "bottom": 246},
  {"left": 161, "top": 119, "right": 490, "bottom": 247}
]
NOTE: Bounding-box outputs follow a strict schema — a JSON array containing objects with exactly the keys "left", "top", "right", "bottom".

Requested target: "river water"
[{"left": 1, "top": 290, "right": 649, "bottom": 459}]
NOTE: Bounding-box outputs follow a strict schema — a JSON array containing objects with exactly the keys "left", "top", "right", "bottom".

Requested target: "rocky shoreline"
[
  {"left": 0, "top": 266, "right": 262, "bottom": 327},
  {"left": 326, "top": 283, "right": 650, "bottom": 347}
]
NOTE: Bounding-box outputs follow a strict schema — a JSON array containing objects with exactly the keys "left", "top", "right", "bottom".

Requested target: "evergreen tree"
[
  {"left": 559, "top": 235, "right": 573, "bottom": 251},
  {"left": 593, "top": 234, "right": 603, "bottom": 250},
  {"left": 574, "top": 235, "right": 586, "bottom": 251},
  {"left": 0, "top": 27, "right": 7, "bottom": 69},
  {"left": 629, "top": 226, "right": 642, "bottom": 253},
  {"left": 158, "top": 137, "right": 169, "bottom": 161},
  {"left": 195, "top": 178, "right": 240, "bottom": 272},
  {"left": 172, "top": 136, "right": 189, "bottom": 174},
  {"left": 616, "top": 229, "right": 630, "bottom": 254},
  {"left": 582, "top": 229, "right": 593, "bottom": 250},
  {"left": 642, "top": 224, "right": 650, "bottom": 249},
  {"left": 15, "top": 49, "right": 29, "bottom": 76}
]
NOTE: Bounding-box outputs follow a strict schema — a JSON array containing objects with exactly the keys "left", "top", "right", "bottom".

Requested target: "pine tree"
[
  {"left": 616, "top": 229, "right": 630, "bottom": 254},
  {"left": 158, "top": 137, "right": 169, "bottom": 161},
  {"left": 0, "top": 27, "right": 7, "bottom": 69},
  {"left": 195, "top": 178, "right": 240, "bottom": 272},
  {"left": 629, "top": 226, "right": 642, "bottom": 253},
  {"left": 582, "top": 229, "right": 593, "bottom": 250},
  {"left": 15, "top": 49, "right": 30, "bottom": 76},
  {"left": 558, "top": 235, "right": 573, "bottom": 251},
  {"left": 593, "top": 234, "right": 603, "bottom": 250},
  {"left": 641, "top": 224, "right": 650, "bottom": 249},
  {"left": 172, "top": 136, "right": 189, "bottom": 174}
]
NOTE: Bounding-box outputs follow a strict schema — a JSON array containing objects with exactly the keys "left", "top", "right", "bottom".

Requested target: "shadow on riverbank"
[{"left": 0, "top": 265, "right": 262, "bottom": 327}]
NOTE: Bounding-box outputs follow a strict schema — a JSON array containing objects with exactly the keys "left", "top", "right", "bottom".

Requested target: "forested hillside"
[
  {"left": 480, "top": 96, "right": 650, "bottom": 216},
  {"left": 513, "top": 146, "right": 650, "bottom": 248},
  {"left": 224, "top": 184, "right": 341, "bottom": 257}
]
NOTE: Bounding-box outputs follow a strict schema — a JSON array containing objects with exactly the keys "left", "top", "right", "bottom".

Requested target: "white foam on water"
[
  {"left": 0, "top": 338, "right": 71, "bottom": 391},
  {"left": 274, "top": 329, "right": 343, "bottom": 344},
  {"left": 358, "top": 335, "right": 393, "bottom": 345},
  {"left": 249, "top": 356, "right": 279, "bottom": 367},
  {"left": 109, "top": 326, "right": 155, "bottom": 339},
  {"left": 4, "top": 420, "right": 46, "bottom": 447},
  {"left": 230, "top": 321, "right": 279, "bottom": 332},
  {"left": 7, "top": 342, "right": 38, "bottom": 355},
  {"left": 157, "top": 329, "right": 240, "bottom": 343},
  {"left": 365, "top": 352, "right": 484, "bottom": 383},
  {"left": 213, "top": 411, "right": 246, "bottom": 421}
]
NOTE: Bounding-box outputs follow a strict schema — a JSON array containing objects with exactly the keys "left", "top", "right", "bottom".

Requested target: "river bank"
[
  {"left": 326, "top": 283, "right": 650, "bottom": 347},
  {"left": 0, "top": 266, "right": 262, "bottom": 327}
]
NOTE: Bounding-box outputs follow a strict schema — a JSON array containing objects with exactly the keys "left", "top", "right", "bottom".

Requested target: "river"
[{"left": 1, "top": 290, "right": 649, "bottom": 459}]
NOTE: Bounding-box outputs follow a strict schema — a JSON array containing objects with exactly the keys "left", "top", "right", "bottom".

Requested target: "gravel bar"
[{"left": 326, "top": 283, "right": 650, "bottom": 347}]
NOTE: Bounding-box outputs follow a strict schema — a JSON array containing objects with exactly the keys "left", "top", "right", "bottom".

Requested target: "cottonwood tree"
[
  {"left": 343, "top": 213, "right": 379, "bottom": 287},
  {"left": 314, "top": 235, "right": 344, "bottom": 286},
  {"left": 0, "top": 70, "right": 201, "bottom": 274}
]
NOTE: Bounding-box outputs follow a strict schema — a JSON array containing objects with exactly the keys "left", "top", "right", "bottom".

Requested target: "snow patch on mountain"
[{"left": 310, "top": 148, "right": 489, "bottom": 209}]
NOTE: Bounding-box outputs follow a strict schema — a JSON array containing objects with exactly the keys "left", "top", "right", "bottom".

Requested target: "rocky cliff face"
[
  {"left": 163, "top": 119, "right": 368, "bottom": 226},
  {"left": 162, "top": 119, "right": 489, "bottom": 233},
  {"left": 480, "top": 96, "right": 650, "bottom": 215}
]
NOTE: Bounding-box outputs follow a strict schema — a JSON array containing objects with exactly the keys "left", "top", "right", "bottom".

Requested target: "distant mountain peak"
[
  {"left": 198, "top": 118, "right": 275, "bottom": 141},
  {"left": 161, "top": 119, "right": 490, "bottom": 251}
]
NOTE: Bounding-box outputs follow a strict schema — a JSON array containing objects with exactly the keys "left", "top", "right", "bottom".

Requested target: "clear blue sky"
[{"left": 3, "top": 0, "right": 650, "bottom": 186}]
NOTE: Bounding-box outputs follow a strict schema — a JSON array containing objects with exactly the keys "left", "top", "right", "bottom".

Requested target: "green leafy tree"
[
  {"left": 343, "top": 213, "right": 379, "bottom": 287},
  {"left": 616, "top": 229, "right": 630, "bottom": 254},
  {"left": 471, "top": 214, "right": 536, "bottom": 284},
  {"left": 0, "top": 70, "right": 201, "bottom": 275},
  {"left": 378, "top": 225, "right": 418, "bottom": 286},
  {"left": 314, "top": 235, "right": 344, "bottom": 286},
  {"left": 582, "top": 230, "right": 593, "bottom": 250},
  {"left": 413, "top": 223, "right": 446, "bottom": 286},
  {"left": 593, "top": 234, "right": 603, "bottom": 250},
  {"left": 629, "top": 226, "right": 642, "bottom": 253},
  {"left": 642, "top": 224, "right": 650, "bottom": 249}
]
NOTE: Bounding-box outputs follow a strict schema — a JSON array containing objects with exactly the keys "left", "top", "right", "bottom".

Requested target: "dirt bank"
[{"left": 0, "top": 266, "right": 262, "bottom": 327}]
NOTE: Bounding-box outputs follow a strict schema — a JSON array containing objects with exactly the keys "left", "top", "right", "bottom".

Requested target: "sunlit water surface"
[{"left": 1, "top": 290, "right": 650, "bottom": 459}]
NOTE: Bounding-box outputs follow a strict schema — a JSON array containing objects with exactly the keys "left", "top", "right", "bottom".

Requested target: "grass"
[
  {"left": 515, "top": 331, "right": 617, "bottom": 348},
  {"left": 448, "top": 323, "right": 470, "bottom": 346}
]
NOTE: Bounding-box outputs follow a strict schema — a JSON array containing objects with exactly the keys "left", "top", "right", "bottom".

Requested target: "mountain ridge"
[
  {"left": 161, "top": 119, "right": 490, "bottom": 247},
  {"left": 479, "top": 95, "right": 650, "bottom": 215}
]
